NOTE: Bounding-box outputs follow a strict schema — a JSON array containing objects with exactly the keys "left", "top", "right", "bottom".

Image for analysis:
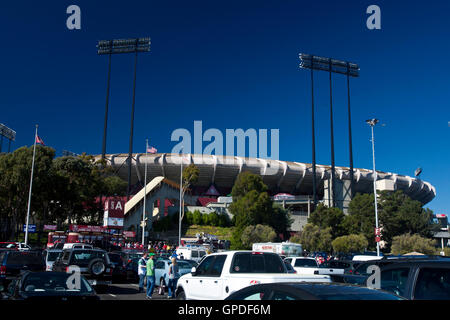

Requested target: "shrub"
[
  {"left": 332, "top": 234, "right": 368, "bottom": 253},
  {"left": 391, "top": 233, "right": 436, "bottom": 255}
]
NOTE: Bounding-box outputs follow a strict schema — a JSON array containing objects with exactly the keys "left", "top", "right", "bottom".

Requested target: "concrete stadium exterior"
[{"left": 98, "top": 153, "right": 436, "bottom": 207}]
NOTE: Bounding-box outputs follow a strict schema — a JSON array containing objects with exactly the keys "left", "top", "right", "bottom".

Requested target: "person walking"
[
  {"left": 138, "top": 253, "right": 148, "bottom": 293},
  {"left": 146, "top": 252, "right": 156, "bottom": 299},
  {"left": 167, "top": 257, "right": 180, "bottom": 299}
]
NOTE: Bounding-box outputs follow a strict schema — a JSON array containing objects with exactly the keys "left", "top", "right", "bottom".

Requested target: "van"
[{"left": 176, "top": 246, "right": 207, "bottom": 263}]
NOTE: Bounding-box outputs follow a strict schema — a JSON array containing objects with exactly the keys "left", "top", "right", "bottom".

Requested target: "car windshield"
[
  {"left": 71, "top": 250, "right": 107, "bottom": 264},
  {"left": 7, "top": 252, "right": 43, "bottom": 265},
  {"left": 46, "top": 251, "right": 61, "bottom": 262},
  {"left": 294, "top": 259, "right": 317, "bottom": 267},
  {"left": 0, "top": 243, "right": 16, "bottom": 249},
  {"left": 178, "top": 261, "right": 192, "bottom": 269},
  {"left": 22, "top": 272, "right": 93, "bottom": 293}
]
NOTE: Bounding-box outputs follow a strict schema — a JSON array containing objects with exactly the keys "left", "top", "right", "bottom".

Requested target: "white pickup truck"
[
  {"left": 175, "top": 251, "right": 331, "bottom": 300},
  {"left": 285, "top": 257, "right": 344, "bottom": 276}
]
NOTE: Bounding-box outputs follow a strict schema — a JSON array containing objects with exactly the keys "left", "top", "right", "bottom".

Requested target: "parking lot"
[{"left": 97, "top": 283, "right": 170, "bottom": 300}]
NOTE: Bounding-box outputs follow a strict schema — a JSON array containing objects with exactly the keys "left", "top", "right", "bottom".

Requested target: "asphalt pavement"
[{"left": 98, "top": 283, "right": 173, "bottom": 300}]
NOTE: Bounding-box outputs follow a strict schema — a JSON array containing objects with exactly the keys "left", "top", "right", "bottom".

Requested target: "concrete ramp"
[{"left": 125, "top": 176, "right": 165, "bottom": 215}]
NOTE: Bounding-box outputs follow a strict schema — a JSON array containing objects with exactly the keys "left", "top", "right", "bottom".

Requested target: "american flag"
[
  {"left": 147, "top": 146, "right": 157, "bottom": 154},
  {"left": 36, "top": 135, "right": 45, "bottom": 146}
]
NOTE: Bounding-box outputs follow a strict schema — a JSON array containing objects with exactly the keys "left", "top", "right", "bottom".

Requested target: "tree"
[
  {"left": 289, "top": 233, "right": 302, "bottom": 244},
  {"left": 299, "top": 224, "right": 333, "bottom": 253},
  {"left": 229, "top": 171, "right": 291, "bottom": 249},
  {"left": 342, "top": 193, "right": 377, "bottom": 250},
  {"left": 332, "top": 234, "right": 368, "bottom": 254},
  {"left": 0, "top": 146, "right": 55, "bottom": 241},
  {"left": 218, "top": 213, "right": 231, "bottom": 227},
  {"left": 309, "top": 204, "right": 345, "bottom": 238},
  {"left": 391, "top": 233, "right": 436, "bottom": 255},
  {"left": 180, "top": 164, "right": 199, "bottom": 222},
  {"left": 241, "top": 224, "right": 277, "bottom": 249},
  {"left": 378, "top": 190, "right": 438, "bottom": 250},
  {"left": 102, "top": 176, "right": 127, "bottom": 196}
]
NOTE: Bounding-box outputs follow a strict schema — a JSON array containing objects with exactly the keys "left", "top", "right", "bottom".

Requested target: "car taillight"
[
  {"left": 252, "top": 252, "right": 263, "bottom": 255},
  {"left": 0, "top": 266, "right": 6, "bottom": 275},
  {"left": 65, "top": 267, "right": 70, "bottom": 273}
]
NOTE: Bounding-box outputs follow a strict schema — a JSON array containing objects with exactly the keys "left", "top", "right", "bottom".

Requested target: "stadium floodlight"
[
  {"left": 0, "top": 123, "right": 16, "bottom": 153},
  {"left": 415, "top": 167, "right": 422, "bottom": 177},
  {"left": 299, "top": 53, "right": 360, "bottom": 207},
  {"left": 97, "top": 38, "right": 151, "bottom": 55},
  {"left": 299, "top": 54, "right": 360, "bottom": 77},
  {"left": 97, "top": 37, "right": 151, "bottom": 201}
]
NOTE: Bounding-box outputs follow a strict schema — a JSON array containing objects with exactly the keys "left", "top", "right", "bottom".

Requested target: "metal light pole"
[
  {"left": 178, "top": 155, "right": 183, "bottom": 247},
  {"left": 97, "top": 38, "right": 151, "bottom": 201},
  {"left": 366, "top": 118, "right": 380, "bottom": 256},
  {"left": 25, "top": 125, "right": 38, "bottom": 246},
  {"left": 142, "top": 139, "right": 148, "bottom": 246}
]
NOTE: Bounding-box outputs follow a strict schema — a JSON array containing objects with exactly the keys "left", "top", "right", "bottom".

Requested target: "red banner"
[{"left": 69, "top": 225, "right": 105, "bottom": 233}]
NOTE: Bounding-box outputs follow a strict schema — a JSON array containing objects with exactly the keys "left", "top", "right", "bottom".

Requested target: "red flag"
[{"left": 36, "top": 135, "right": 45, "bottom": 146}]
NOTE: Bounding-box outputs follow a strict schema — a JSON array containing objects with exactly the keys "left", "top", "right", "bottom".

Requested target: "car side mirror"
[{"left": 191, "top": 267, "right": 197, "bottom": 276}]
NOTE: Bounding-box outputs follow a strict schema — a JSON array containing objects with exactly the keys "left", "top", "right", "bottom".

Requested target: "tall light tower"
[
  {"left": 366, "top": 118, "right": 381, "bottom": 256},
  {"left": 97, "top": 38, "right": 151, "bottom": 201},
  {"left": 299, "top": 54, "right": 360, "bottom": 207}
]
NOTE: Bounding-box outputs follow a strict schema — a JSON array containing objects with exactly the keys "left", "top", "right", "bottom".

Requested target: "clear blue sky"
[{"left": 0, "top": 0, "right": 448, "bottom": 215}]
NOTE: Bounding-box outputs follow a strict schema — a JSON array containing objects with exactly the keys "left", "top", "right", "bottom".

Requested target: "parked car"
[
  {"left": 376, "top": 260, "right": 450, "bottom": 300},
  {"left": 43, "top": 249, "right": 63, "bottom": 271},
  {"left": 107, "top": 252, "right": 127, "bottom": 282},
  {"left": 176, "top": 251, "right": 330, "bottom": 300},
  {"left": 0, "top": 242, "right": 19, "bottom": 251},
  {"left": 112, "top": 250, "right": 144, "bottom": 265},
  {"left": 155, "top": 259, "right": 193, "bottom": 291},
  {"left": 284, "top": 257, "right": 344, "bottom": 276},
  {"left": 52, "top": 248, "right": 113, "bottom": 292},
  {"left": 124, "top": 257, "right": 140, "bottom": 283},
  {"left": 0, "top": 271, "right": 99, "bottom": 301},
  {"left": 284, "top": 260, "right": 296, "bottom": 274},
  {"left": 225, "top": 282, "right": 404, "bottom": 300},
  {"left": 0, "top": 250, "right": 45, "bottom": 289}
]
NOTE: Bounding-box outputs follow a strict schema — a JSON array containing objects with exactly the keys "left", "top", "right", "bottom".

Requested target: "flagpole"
[
  {"left": 142, "top": 139, "right": 148, "bottom": 246},
  {"left": 178, "top": 154, "right": 183, "bottom": 247},
  {"left": 25, "top": 125, "right": 38, "bottom": 246}
]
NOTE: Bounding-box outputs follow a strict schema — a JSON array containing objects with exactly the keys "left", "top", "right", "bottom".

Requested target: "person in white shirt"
[{"left": 138, "top": 253, "right": 148, "bottom": 293}]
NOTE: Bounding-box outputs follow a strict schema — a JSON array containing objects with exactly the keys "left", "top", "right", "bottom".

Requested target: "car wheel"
[
  {"left": 159, "top": 278, "right": 166, "bottom": 294},
  {"left": 176, "top": 290, "right": 186, "bottom": 300},
  {"left": 88, "top": 259, "right": 106, "bottom": 276}
]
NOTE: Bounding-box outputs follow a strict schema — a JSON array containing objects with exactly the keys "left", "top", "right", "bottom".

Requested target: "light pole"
[{"left": 366, "top": 118, "right": 380, "bottom": 256}]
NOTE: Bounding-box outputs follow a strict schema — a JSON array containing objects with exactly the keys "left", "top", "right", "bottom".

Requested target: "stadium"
[{"left": 96, "top": 153, "right": 436, "bottom": 235}]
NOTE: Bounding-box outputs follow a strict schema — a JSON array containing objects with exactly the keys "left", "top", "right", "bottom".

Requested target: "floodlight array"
[
  {"left": 299, "top": 53, "right": 359, "bottom": 77},
  {"left": 97, "top": 38, "right": 151, "bottom": 55},
  {"left": 0, "top": 123, "right": 16, "bottom": 141}
]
